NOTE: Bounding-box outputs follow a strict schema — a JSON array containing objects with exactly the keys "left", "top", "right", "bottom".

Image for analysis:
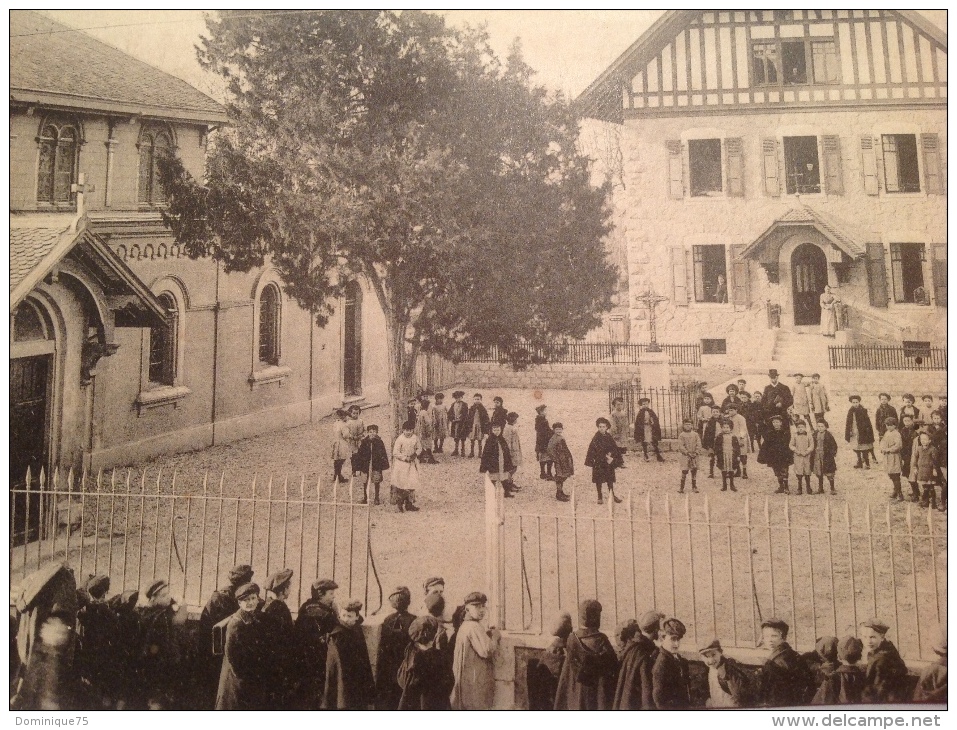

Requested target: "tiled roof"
[
  {"left": 783, "top": 206, "right": 866, "bottom": 258},
  {"left": 10, "top": 225, "right": 71, "bottom": 294},
  {"left": 10, "top": 10, "right": 225, "bottom": 121}
]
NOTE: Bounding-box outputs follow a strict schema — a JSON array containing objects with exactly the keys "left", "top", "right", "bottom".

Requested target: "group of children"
[{"left": 530, "top": 602, "right": 945, "bottom": 709}]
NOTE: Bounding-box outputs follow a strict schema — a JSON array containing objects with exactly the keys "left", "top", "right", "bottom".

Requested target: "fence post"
[{"left": 484, "top": 474, "right": 505, "bottom": 630}]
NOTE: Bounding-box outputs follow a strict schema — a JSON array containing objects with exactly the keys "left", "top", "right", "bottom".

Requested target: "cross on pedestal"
[{"left": 635, "top": 287, "right": 669, "bottom": 353}]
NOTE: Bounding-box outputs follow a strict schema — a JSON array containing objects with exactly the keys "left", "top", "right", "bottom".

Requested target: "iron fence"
[
  {"left": 607, "top": 382, "right": 699, "bottom": 439},
  {"left": 492, "top": 490, "right": 946, "bottom": 661},
  {"left": 415, "top": 351, "right": 463, "bottom": 394},
  {"left": 828, "top": 345, "right": 947, "bottom": 371},
  {"left": 9, "top": 466, "right": 382, "bottom": 615},
  {"left": 456, "top": 342, "right": 701, "bottom": 367}
]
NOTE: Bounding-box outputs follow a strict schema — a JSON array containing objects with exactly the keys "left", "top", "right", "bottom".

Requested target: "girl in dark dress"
[
  {"left": 480, "top": 423, "right": 516, "bottom": 497},
  {"left": 585, "top": 418, "right": 624, "bottom": 504}
]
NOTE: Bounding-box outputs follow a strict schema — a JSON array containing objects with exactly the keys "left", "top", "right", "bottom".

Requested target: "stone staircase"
[{"left": 770, "top": 329, "right": 833, "bottom": 373}]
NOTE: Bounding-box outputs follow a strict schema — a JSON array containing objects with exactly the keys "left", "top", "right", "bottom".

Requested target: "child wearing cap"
[
  {"left": 810, "top": 419, "right": 839, "bottom": 495},
  {"left": 789, "top": 419, "right": 814, "bottom": 495},
  {"left": 432, "top": 393, "right": 448, "bottom": 454},
  {"left": 757, "top": 618, "right": 815, "bottom": 707},
  {"left": 354, "top": 425, "right": 390, "bottom": 505},
  {"left": 677, "top": 418, "right": 702, "bottom": 494},
  {"left": 450, "top": 592, "right": 500, "bottom": 710},
  {"left": 586, "top": 418, "right": 624, "bottom": 504},
  {"left": 490, "top": 396, "right": 508, "bottom": 429},
  {"left": 860, "top": 618, "right": 909, "bottom": 703},
  {"left": 545, "top": 422, "right": 572, "bottom": 502},
  {"left": 879, "top": 418, "right": 904, "bottom": 501},
  {"left": 535, "top": 404, "right": 555, "bottom": 481},
  {"left": 391, "top": 420, "right": 422, "bottom": 513},
  {"left": 713, "top": 419, "right": 740, "bottom": 492},
  {"left": 913, "top": 431, "right": 940, "bottom": 510},
  {"left": 739, "top": 390, "right": 760, "bottom": 451},
  {"left": 322, "top": 600, "right": 375, "bottom": 709},
  {"left": 448, "top": 391, "right": 470, "bottom": 456},
  {"left": 651, "top": 618, "right": 691, "bottom": 709},
  {"left": 633, "top": 398, "right": 665, "bottom": 462},
  {"left": 928, "top": 410, "right": 947, "bottom": 511},
  {"left": 331, "top": 409, "right": 351, "bottom": 485},
  {"left": 808, "top": 374, "right": 830, "bottom": 425},
  {"left": 845, "top": 396, "right": 875, "bottom": 469},
  {"left": 136, "top": 579, "right": 182, "bottom": 709},
  {"left": 467, "top": 393, "right": 491, "bottom": 458},
  {"left": 759, "top": 414, "right": 793, "bottom": 495},
  {"left": 913, "top": 624, "right": 946, "bottom": 703},
  {"left": 502, "top": 412, "right": 523, "bottom": 493},
  {"left": 875, "top": 393, "right": 898, "bottom": 441},
  {"left": 812, "top": 635, "right": 864, "bottom": 705},
  {"left": 293, "top": 579, "right": 339, "bottom": 709},
  {"left": 609, "top": 397, "right": 630, "bottom": 460},
  {"left": 613, "top": 610, "right": 663, "bottom": 710},
  {"left": 554, "top": 599, "right": 618, "bottom": 710},
  {"left": 699, "top": 638, "right": 753, "bottom": 708}
]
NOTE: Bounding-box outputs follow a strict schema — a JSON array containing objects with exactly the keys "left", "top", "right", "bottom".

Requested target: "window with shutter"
[
  {"left": 860, "top": 136, "right": 879, "bottom": 195},
  {"left": 667, "top": 140, "right": 684, "bottom": 199},
  {"left": 670, "top": 246, "right": 689, "bottom": 305},
  {"left": 931, "top": 243, "right": 946, "bottom": 306},
  {"left": 762, "top": 138, "right": 780, "bottom": 196},
  {"left": 921, "top": 133, "right": 943, "bottom": 195},
  {"left": 889, "top": 243, "right": 926, "bottom": 304},
  {"left": 865, "top": 243, "right": 888, "bottom": 307},
  {"left": 691, "top": 245, "right": 727, "bottom": 303},
  {"left": 689, "top": 139, "right": 723, "bottom": 197},
  {"left": 729, "top": 244, "right": 750, "bottom": 306},
  {"left": 821, "top": 135, "right": 843, "bottom": 195},
  {"left": 725, "top": 137, "right": 744, "bottom": 197},
  {"left": 881, "top": 134, "right": 920, "bottom": 193}
]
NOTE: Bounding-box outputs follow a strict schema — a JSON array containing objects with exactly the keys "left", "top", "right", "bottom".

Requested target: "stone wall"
[
  {"left": 826, "top": 369, "right": 947, "bottom": 401},
  {"left": 452, "top": 362, "right": 709, "bottom": 390}
]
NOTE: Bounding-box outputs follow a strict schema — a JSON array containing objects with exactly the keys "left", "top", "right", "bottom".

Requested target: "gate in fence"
[
  {"left": 608, "top": 382, "right": 699, "bottom": 439},
  {"left": 485, "top": 480, "right": 946, "bottom": 661},
  {"left": 10, "top": 466, "right": 383, "bottom": 615}
]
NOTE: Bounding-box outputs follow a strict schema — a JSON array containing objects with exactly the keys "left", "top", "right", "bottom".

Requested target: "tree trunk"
[{"left": 385, "top": 317, "right": 417, "bottom": 443}]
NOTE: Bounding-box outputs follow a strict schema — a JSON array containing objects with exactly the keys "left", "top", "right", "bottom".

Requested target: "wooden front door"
[
  {"left": 343, "top": 282, "right": 362, "bottom": 396},
  {"left": 10, "top": 355, "right": 51, "bottom": 545},
  {"left": 792, "top": 243, "right": 828, "bottom": 326}
]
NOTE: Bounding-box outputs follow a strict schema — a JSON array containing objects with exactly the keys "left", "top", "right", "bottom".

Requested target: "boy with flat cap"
[
  {"left": 375, "top": 586, "right": 416, "bottom": 710},
  {"left": 322, "top": 600, "right": 375, "bottom": 710},
  {"left": 586, "top": 418, "right": 624, "bottom": 504},
  {"left": 613, "top": 610, "right": 663, "bottom": 710},
  {"left": 700, "top": 638, "right": 753, "bottom": 708},
  {"left": 216, "top": 583, "right": 268, "bottom": 710},
  {"left": 262, "top": 569, "right": 295, "bottom": 709},
  {"left": 137, "top": 579, "right": 183, "bottom": 709},
  {"left": 554, "top": 599, "right": 618, "bottom": 710},
  {"left": 199, "top": 564, "right": 253, "bottom": 705},
  {"left": 451, "top": 592, "right": 501, "bottom": 710},
  {"left": 75, "top": 574, "right": 118, "bottom": 709},
  {"left": 757, "top": 617, "right": 815, "bottom": 707},
  {"left": 467, "top": 393, "right": 491, "bottom": 458},
  {"left": 397, "top": 616, "right": 454, "bottom": 710},
  {"left": 759, "top": 414, "right": 794, "bottom": 495},
  {"left": 448, "top": 391, "right": 470, "bottom": 456},
  {"left": 354, "top": 424, "right": 390, "bottom": 505},
  {"left": 651, "top": 618, "right": 692, "bottom": 709},
  {"left": 677, "top": 418, "right": 702, "bottom": 493},
  {"left": 545, "top": 422, "right": 573, "bottom": 502},
  {"left": 293, "top": 579, "right": 339, "bottom": 709},
  {"left": 860, "top": 618, "right": 909, "bottom": 703}
]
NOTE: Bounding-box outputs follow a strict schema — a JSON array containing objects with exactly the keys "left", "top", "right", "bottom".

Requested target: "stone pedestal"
[{"left": 638, "top": 350, "right": 672, "bottom": 390}]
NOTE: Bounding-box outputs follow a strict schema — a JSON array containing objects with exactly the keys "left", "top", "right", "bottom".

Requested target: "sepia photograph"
[{"left": 7, "top": 8, "right": 948, "bottom": 716}]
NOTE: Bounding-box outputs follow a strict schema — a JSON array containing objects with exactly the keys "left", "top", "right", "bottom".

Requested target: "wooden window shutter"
[
  {"left": 931, "top": 242, "right": 947, "bottom": 306},
  {"left": 865, "top": 242, "right": 889, "bottom": 308},
  {"left": 667, "top": 140, "right": 684, "bottom": 199},
  {"left": 921, "top": 133, "right": 944, "bottom": 195},
  {"left": 860, "top": 135, "right": 879, "bottom": 195},
  {"left": 670, "top": 246, "right": 689, "bottom": 305},
  {"left": 821, "top": 135, "right": 844, "bottom": 195},
  {"left": 729, "top": 244, "right": 750, "bottom": 307},
  {"left": 762, "top": 138, "right": 780, "bottom": 197},
  {"left": 725, "top": 137, "right": 744, "bottom": 197}
]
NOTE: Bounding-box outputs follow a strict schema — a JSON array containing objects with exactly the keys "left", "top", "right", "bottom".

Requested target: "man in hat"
[
  {"left": 261, "top": 569, "right": 295, "bottom": 708},
  {"left": 634, "top": 397, "right": 665, "bottom": 462},
  {"left": 137, "top": 579, "right": 183, "bottom": 709},
  {"left": 860, "top": 618, "right": 909, "bottom": 703},
  {"left": 198, "top": 564, "right": 254, "bottom": 706},
  {"left": 700, "top": 638, "right": 753, "bottom": 708},
  {"left": 613, "top": 610, "right": 663, "bottom": 710},
  {"left": 375, "top": 586, "right": 416, "bottom": 710},
  {"left": 756, "top": 617, "right": 814, "bottom": 707},
  {"left": 554, "top": 599, "right": 618, "bottom": 710},
  {"left": 293, "top": 579, "right": 339, "bottom": 709},
  {"left": 322, "top": 599, "right": 375, "bottom": 710},
  {"left": 913, "top": 624, "right": 946, "bottom": 703},
  {"left": 397, "top": 615, "right": 454, "bottom": 710},
  {"left": 75, "top": 574, "right": 118, "bottom": 709},
  {"left": 216, "top": 583, "right": 268, "bottom": 710},
  {"left": 763, "top": 370, "right": 793, "bottom": 425},
  {"left": 451, "top": 591, "right": 501, "bottom": 710}
]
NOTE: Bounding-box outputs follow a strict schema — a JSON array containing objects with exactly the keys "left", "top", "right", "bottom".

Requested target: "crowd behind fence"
[
  {"left": 10, "top": 466, "right": 381, "bottom": 615},
  {"left": 496, "top": 491, "right": 946, "bottom": 662},
  {"left": 828, "top": 345, "right": 947, "bottom": 371},
  {"left": 607, "top": 382, "right": 699, "bottom": 440},
  {"left": 454, "top": 342, "right": 702, "bottom": 368}
]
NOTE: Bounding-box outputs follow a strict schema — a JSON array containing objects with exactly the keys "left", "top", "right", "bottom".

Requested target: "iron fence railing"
[
  {"left": 607, "top": 382, "right": 699, "bottom": 440},
  {"left": 828, "top": 345, "right": 947, "bottom": 371},
  {"left": 455, "top": 342, "right": 702, "bottom": 368},
  {"left": 492, "top": 490, "right": 946, "bottom": 661},
  {"left": 10, "top": 466, "right": 382, "bottom": 615}
]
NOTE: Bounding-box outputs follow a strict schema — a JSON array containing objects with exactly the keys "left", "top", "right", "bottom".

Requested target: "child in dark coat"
[
  {"left": 845, "top": 395, "right": 876, "bottom": 469},
  {"left": 757, "top": 618, "right": 815, "bottom": 707},
  {"left": 479, "top": 423, "right": 516, "bottom": 497},
  {"left": 811, "top": 419, "right": 839, "bottom": 495},
  {"left": 468, "top": 394, "right": 491, "bottom": 458},
  {"left": 535, "top": 404, "right": 555, "bottom": 480},
  {"left": 354, "top": 425, "right": 390, "bottom": 505},
  {"left": 545, "top": 423, "right": 572, "bottom": 502},
  {"left": 585, "top": 418, "right": 624, "bottom": 504},
  {"left": 396, "top": 616, "right": 453, "bottom": 710},
  {"left": 651, "top": 618, "right": 691, "bottom": 709},
  {"left": 912, "top": 431, "right": 940, "bottom": 510},
  {"left": 813, "top": 636, "right": 865, "bottom": 705},
  {"left": 860, "top": 618, "right": 909, "bottom": 704},
  {"left": 875, "top": 393, "right": 898, "bottom": 441},
  {"left": 447, "top": 391, "right": 470, "bottom": 456},
  {"left": 374, "top": 587, "right": 416, "bottom": 710},
  {"left": 322, "top": 600, "right": 375, "bottom": 710},
  {"left": 527, "top": 611, "right": 572, "bottom": 711},
  {"left": 699, "top": 638, "right": 753, "bottom": 708},
  {"left": 633, "top": 398, "right": 665, "bottom": 462},
  {"left": 553, "top": 600, "right": 618, "bottom": 710},
  {"left": 913, "top": 624, "right": 946, "bottom": 703},
  {"left": 759, "top": 414, "right": 794, "bottom": 494},
  {"left": 713, "top": 420, "right": 741, "bottom": 492},
  {"left": 899, "top": 414, "right": 920, "bottom": 502}
]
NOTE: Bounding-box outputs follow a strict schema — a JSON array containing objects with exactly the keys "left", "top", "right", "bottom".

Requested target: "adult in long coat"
[
  {"left": 763, "top": 370, "right": 794, "bottom": 423},
  {"left": 293, "top": 579, "right": 339, "bottom": 709},
  {"left": 375, "top": 587, "right": 416, "bottom": 710},
  {"left": 216, "top": 583, "right": 269, "bottom": 711},
  {"left": 554, "top": 600, "right": 618, "bottom": 711},
  {"left": 322, "top": 602, "right": 375, "bottom": 710},
  {"left": 261, "top": 569, "right": 295, "bottom": 709},
  {"left": 860, "top": 619, "right": 910, "bottom": 704},
  {"left": 450, "top": 592, "right": 500, "bottom": 710},
  {"left": 613, "top": 610, "right": 662, "bottom": 710}
]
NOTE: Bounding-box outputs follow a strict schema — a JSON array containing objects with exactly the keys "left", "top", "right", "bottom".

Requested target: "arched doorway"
[
  {"left": 791, "top": 243, "right": 828, "bottom": 326},
  {"left": 343, "top": 281, "right": 363, "bottom": 396}
]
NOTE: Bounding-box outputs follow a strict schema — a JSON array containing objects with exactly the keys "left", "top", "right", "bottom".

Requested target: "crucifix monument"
[{"left": 635, "top": 286, "right": 672, "bottom": 390}]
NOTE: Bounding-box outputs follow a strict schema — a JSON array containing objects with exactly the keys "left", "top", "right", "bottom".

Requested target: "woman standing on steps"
[{"left": 820, "top": 285, "right": 839, "bottom": 338}]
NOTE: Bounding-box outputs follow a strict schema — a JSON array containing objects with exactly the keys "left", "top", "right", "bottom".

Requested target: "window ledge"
[
  {"left": 248, "top": 364, "right": 292, "bottom": 388},
  {"left": 880, "top": 192, "right": 926, "bottom": 200},
  {"left": 688, "top": 302, "right": 735, "bottom": 312},
  {"left": 136, "top": 385, "right": 191, "bottom": 413}
]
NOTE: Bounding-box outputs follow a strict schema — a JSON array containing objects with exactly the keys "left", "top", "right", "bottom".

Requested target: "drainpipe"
[{"left": 210, "top": 260, "right": 221, "bottom": 445}]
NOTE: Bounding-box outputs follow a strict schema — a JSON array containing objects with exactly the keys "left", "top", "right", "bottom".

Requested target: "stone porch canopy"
[{"left": 739, "top": 205, "right": 866, "bottom": 273}]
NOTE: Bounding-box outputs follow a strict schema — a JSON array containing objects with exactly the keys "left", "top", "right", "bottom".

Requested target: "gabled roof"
[
  {"left": 740, "top": 205, "right": 866, "bottom": 262},
  {"left": 10, "top": 10, "right": 227, "bottom": 124},
  {"left": 577, "top": 10, "right": 947, "bottom": 123}
]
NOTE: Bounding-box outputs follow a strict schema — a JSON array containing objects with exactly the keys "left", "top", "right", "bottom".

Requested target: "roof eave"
[
  {"left": 897, "top": 10, "right": 947, "bottom": 50},
  {"left": 11, "top": 225, "right": 77, "bottom": 309},
  {"left": 11, "top": 89, "right": 229, "bottom": 126}
]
